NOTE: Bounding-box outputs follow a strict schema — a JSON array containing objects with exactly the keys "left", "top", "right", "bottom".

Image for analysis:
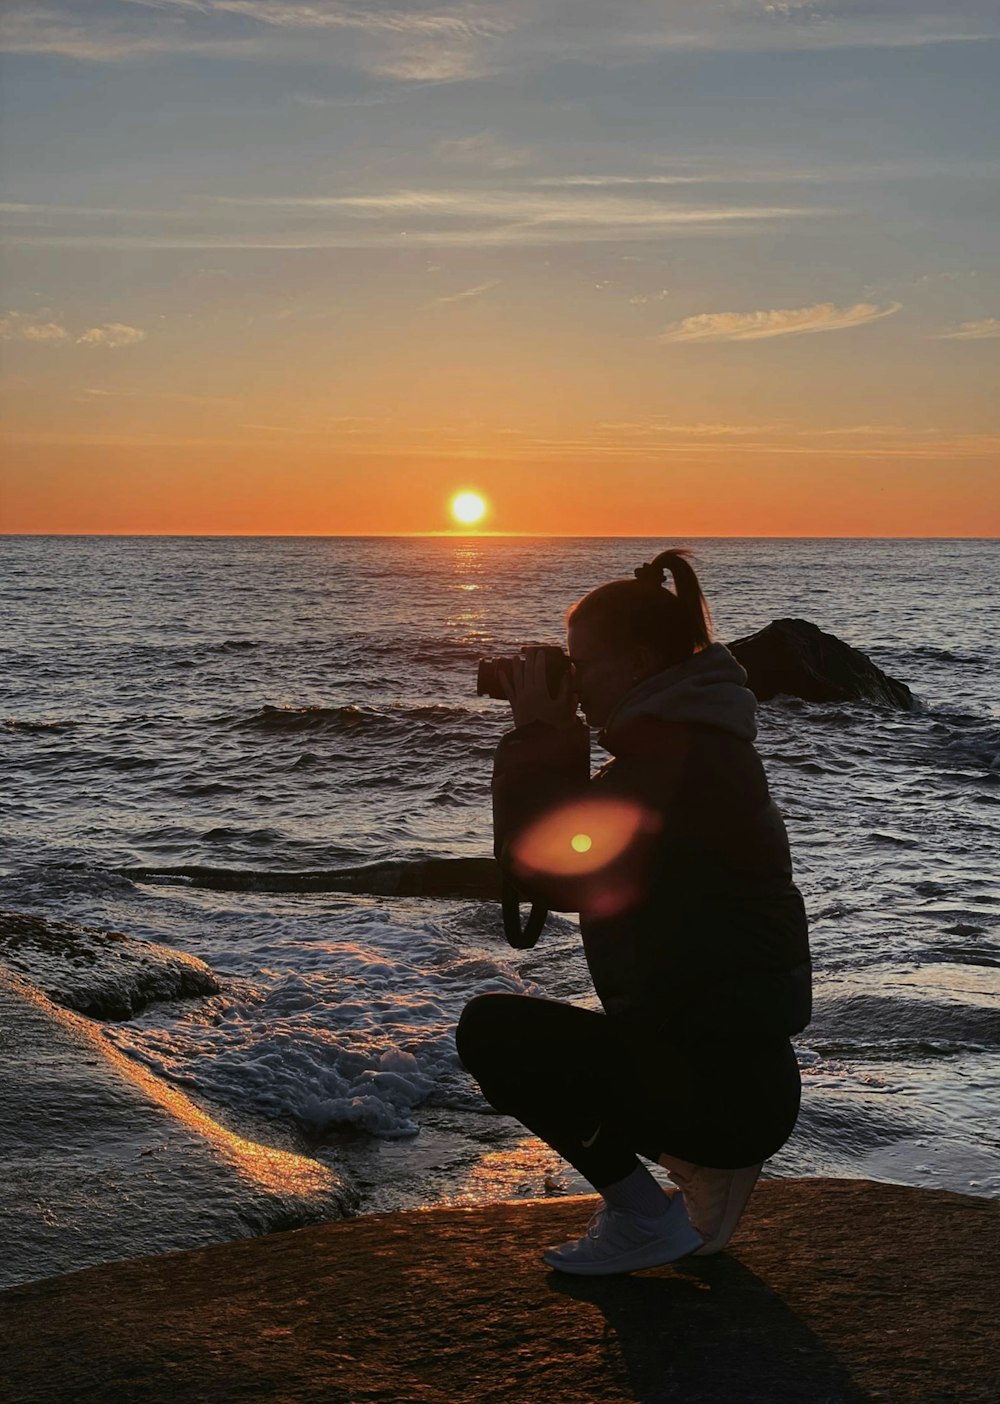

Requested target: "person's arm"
[
  {"left": 490, "top": 648, "right": 591, "bottom": 912},
  {"left": 496, "top": 714, "right": 694, "bottom": 917},
  {"left": 492, "top": 716, "right": 592, "bottom": 911}
]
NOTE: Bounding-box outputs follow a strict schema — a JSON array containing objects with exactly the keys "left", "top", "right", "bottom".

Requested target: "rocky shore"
[
  {"left": 2, "top": 945, "right": 997, "bottom": 1402},
  {"left": 2, "top": 1179, "right": 997, "bottom": 1403},
  {"left": 0, "top": 968, "right": 352, "bottom": 1291}
]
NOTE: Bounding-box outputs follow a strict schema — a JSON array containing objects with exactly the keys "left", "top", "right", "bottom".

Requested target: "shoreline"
[
  {"left": 3, "top": 915, "right": 998, "bottom": 1289},
  {"left": 3, "top": 955, "right": 998, "bottom": 1400}
]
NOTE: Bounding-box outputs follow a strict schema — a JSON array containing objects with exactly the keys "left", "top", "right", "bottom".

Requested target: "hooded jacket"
[{"left": 491, "top": 643, "right": 812, "bottom": 1042}]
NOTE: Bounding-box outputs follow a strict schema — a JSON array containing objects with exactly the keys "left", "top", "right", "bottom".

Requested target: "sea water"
[{"left": 2, "top": 535, "right": 998, "bottom": 1209}]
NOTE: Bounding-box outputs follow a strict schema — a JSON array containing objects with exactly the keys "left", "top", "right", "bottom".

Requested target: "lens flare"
[
  {"left": 510, "top": 795, "right": 662, "bottom": 918},
  {"left": 512, "top": 797, "right": 653, "bottom": 877}
]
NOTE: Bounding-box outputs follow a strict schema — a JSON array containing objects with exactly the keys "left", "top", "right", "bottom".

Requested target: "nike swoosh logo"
[{"left": 581, "top": 1123, "right": 601, "bottom": 1149}]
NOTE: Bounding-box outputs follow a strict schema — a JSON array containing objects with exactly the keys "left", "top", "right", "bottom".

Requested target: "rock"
[
  {"left": 727, "top": 618, "right": 915, "bottom": 709},
  {"left": 1, "top": 1179, "right": 996, "bottom": 1403},
  {"left": 117, "top": 856, "right": 503, "bottom": 902},
  {"left": 0, "top": 909, "right": 220, "bottom": 1020},
  {"left": 0, "top": 970, "right": 352, "bottom": 1291}
]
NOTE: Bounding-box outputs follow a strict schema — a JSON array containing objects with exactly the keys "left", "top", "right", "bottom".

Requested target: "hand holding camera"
[{"left": 477, "top": 645, "right": 578, "bottom": 730}]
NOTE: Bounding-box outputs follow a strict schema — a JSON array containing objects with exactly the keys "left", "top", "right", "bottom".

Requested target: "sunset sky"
[{"left": 2, "top": 0, "right": 998, "bottom": 535}]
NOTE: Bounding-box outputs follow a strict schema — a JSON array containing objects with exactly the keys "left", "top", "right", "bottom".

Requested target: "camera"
[{"left": 476, "top": 645, "right": 572, "bottom": 700}]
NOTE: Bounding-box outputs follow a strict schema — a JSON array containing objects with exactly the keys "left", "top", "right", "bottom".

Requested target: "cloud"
[
  {"left": 0, "top": 311, "right": 71, "bottom": 342},
  {"left": 76, "top": 322, "right": 146, "bottom": 347},
  {"left": 597, "top": 420, "right": 781, "bottom": 436},
  {"left": 0, "top": 0, "right": 510, "bottom": 78},
  {"left": 531, "top": 158, "right": 1000, "bottom": 187},
  {"left": 212, "top": 188, "right": 820, "bottom": 247},
  {"left": 659, "top": 300, "right": 902, "bottom": 342},
  {"left": 0, "top": 5, "right": 269, "bottom": 60},
  {"left": 2, "top": 189, "right": 821, "bottom": 249},
  {"left": 0, "top": 312, "right": 145, "bottom": 347},
  {"left": 436, "top": 134, "right": 530, "bottom": 170},
  {"left": 939, "top": 317, "right": 1000, "bottom": 340},
  {"left": 434, "top": 280, "right": 497, "bottom": 303},
  {"left": 4, "top": 0, "right": 996, "bottom": 77}
]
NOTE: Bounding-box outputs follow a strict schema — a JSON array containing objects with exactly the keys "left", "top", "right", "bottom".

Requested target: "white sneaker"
[
  {"left": 658, "top": 1156, "right": 763, "bottom": 1256},
  {"left": 542, "top": 1191, "right": 704, "bottom": 1275}
]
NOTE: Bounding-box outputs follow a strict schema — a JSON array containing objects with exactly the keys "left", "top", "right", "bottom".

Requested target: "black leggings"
[{"left": 456, "top": 993, "right": 801, "bottom": 1189}]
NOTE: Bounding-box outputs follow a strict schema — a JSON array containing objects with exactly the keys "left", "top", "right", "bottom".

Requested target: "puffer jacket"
[{"left": 491, "top": 643, "right": 812, "bottom": 1042}]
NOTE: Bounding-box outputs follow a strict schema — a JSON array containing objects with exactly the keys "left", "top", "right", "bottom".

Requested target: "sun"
[{"left": 450, "top": 490, "right": 488, "bottom": 527}]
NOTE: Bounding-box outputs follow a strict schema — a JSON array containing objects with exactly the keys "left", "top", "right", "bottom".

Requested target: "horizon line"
[{"left": 1, "top": 532, "right": 996, "bottom": 542}]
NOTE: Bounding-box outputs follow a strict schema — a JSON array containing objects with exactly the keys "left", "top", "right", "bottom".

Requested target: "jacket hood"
[{"left": 598, "top": 641, "right": 758, "bottom": 749}]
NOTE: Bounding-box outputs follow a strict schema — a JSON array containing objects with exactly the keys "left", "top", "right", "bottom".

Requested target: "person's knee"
[{"left": 455, "top": 992, "right": 515, "bottom": 1073}]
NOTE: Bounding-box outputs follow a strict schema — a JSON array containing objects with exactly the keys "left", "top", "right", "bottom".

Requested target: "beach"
[{"left": 4, "top": 961, "right": 998, "bottom": 1401}]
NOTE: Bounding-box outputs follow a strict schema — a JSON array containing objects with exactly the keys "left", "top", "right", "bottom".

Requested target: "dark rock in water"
[
  {"left": 0, "top": 909, "right": 219, "bottom": 1019},
  {"left": 118, "top": 856, "right": 502, "bottom": 902},
  {"left": 727, "top": 617, "right": 915, "bottom": 710}
]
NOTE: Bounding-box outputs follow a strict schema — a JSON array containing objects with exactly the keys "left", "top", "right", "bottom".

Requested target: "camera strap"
[{"left": 500, "top": 874, "right": 547, "bottom": 949}]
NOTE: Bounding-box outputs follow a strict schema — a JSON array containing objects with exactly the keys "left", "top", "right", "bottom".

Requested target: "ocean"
[{"left": 2, "top": 535, "right": 998, "bottom": 1220}]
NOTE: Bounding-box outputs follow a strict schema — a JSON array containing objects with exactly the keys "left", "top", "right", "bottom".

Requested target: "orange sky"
[
  {"left": 2, "top": 0, "right": 998, "bottom": 536},
  {"left": 3, "top": 438, "right": 997, "bottom": 536}
]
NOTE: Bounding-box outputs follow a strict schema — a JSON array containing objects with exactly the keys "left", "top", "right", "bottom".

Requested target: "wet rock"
[
  {"left": 117, "top": 856, "right": 503, "bottom": 902},
  {"left": 1, "top": 1179, "right": 996, "bottom": 1403},
  {"left": 0, "top": 970, "right": 352, "bottom": 1291},
  {"left": 727, "top": 618, "right": 915, "bottom": 709},
  {"left": 0, "top": 909, "right": 219, "bottom": 1020}
]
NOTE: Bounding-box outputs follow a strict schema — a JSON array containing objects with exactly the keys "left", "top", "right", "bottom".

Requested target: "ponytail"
[
  {"left": 634, "top": 549, "right": 713, "bottom": 652},
  {"left": 567, "top": 547, "right": 714, "bottom": 667}
]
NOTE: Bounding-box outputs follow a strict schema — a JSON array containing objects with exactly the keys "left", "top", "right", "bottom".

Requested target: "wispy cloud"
[
  {"left": 0, "top": 311, "right": 71, "bottom": 343},
  {"left": 628, "top": 289, "right": 670, "bottom": 305},
  {"left": 1, "top": 189, "right": 822, "bottom": 249},
  {"left": 77, "top": 322, "right": 146, "bottom": 347},
  {"left": 0, "top": 5, "right": 269, "bottom": 61},
  {"left": 217, "top": 187, "right": 821, "bottom": 243},
  {"left": 5, "top": 0, "right": 995, "bottom": 76},
  {"left": 0, "top": 310, "right": 145, "bottom": 347},
  {"left": 531, "top": 157, "right": 1000, "bottom": 187},
  {"left": 597, "top": 420, "right": 781, "bottom": 436},
  {"left": 659, "top": 301, "right": 902, "bottom": 342},
  {"left": 939, "top": 317, "right": 1000, "bottom": 340},
  {"left": 508, "top": 427, "right": 1000, "bottom": 461},
  {"left": 436, "top": 133, "right": 530, "bottom": 170},
  {"left": 79, "top": 387, "right": 235, "bottom": 404},
  {"left": 1, "top": 0, "right": 511, "bottom": 78},
  {"left": 434, "top": 280, "right": 498, "bottom": 303}
]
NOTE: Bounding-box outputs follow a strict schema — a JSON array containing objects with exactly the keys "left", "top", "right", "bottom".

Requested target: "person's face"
[{"left": 567, "top": 619, "right": 663, "bottom": 729}]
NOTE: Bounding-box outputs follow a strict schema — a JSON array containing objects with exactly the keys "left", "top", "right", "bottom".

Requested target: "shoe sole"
[{"left": 692, "top": 1163, "right": 762, "bottom": 1256}]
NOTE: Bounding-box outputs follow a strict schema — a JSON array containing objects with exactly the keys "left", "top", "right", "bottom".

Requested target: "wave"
[
  {"left": 222, "top": 701, "right": 478, "bottom": 735},
  {"left": 0, "top": 865, "right": 143, "bottom": 903},
  {"left": 103, "top": 952, "right": 530, "bottom": 1141},
  {"left": 924, "top": 714, "right": 1000, "bottom": 772},
  {"left": 924, "top": 945, "right": 999, "bottom": 970},
  {"left": 882, "top": 644, "right": 986, "bottom": 668},
  {"left": 3, "top": 717, "right": 78, "bottom": 733},
  {"left": 808, "top": 992, "right": 1000, "bottom": 1052}
]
